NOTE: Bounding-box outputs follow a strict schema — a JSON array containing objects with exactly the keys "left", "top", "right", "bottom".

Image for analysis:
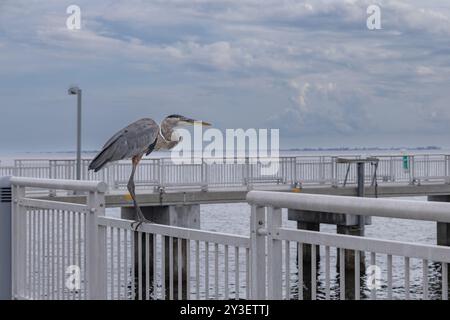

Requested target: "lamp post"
[{"left": 68, "top": 86, "right": 82, "bottom": 180}]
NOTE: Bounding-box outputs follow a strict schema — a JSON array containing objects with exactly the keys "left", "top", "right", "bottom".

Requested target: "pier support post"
[
  {"left": 428, "top": 195, "right": 450, "bottom": 246},
  {"left": 297, "top": 221, "right": 319, "bottom": 300},
  {"left": 336, "top": 161, "right": 367, "bottom": 299},
  {"left": 288, "top": 208, "right": 368, "bottom": 299},
  {"left": 336, "top": 223, "right": 365, "bottom": 300},
  {"left": 122, "top": 204, "right": 200, "bottom": 300},
  {"left": 427, "top": 195, "right": 450, "bottom": 296}
]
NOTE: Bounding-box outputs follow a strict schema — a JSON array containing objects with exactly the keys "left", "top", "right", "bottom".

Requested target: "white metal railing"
[
  {"left": 11, "top": 177, "right": 108, "bottom": 300},
  {"left": 247, "top": 191, "right": 450, "bottom": 300},
  {"left": 3, "top": 154, "right": 450, "bottom": 193},
  {"left": 10, "top": 178, "right": 250, "bottom": 300},
  {"left": 99, "top": 217, "right": 250, "bottom": 300},
  {"left": 8, "top": 178, "right": 450, "bottom": 300}
]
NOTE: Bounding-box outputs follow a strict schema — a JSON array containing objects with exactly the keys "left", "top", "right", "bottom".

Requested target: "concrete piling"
[
  {"left": 427, "top": 195, "right": 450, "bottom": 296},
  {"left": 122, "top": 204, "right": 200, "bottom": 299}
]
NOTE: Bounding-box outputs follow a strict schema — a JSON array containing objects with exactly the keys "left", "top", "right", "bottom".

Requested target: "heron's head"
[
  {"left": 160, "top": 114, "right": 211, "bottom": 143},
  {"left": 163, "top": 114, "right": 212, "bottom": 128}
]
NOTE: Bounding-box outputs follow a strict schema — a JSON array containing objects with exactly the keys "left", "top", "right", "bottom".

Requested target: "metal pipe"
[
  {"left": 76, "top": 89, "right": 82, "bottom": 181},
  {"left": 68, "top": 86, "right": 82, "bottom": 181},
  {"left": 357, "top": 162, "right": 365, "bottom": 197},
  {"left": 247, "top": 190, "right": 450, "bottom": 223},
  {"left": 10, "top": 177, "right": 107, "bottom": 193}
]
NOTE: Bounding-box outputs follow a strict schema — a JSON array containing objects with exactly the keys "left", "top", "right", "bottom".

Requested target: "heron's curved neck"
[{"left": 160, "top": 121, "right": 174, "bottom": 142}]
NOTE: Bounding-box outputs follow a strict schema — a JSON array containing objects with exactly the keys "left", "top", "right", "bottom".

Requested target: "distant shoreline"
[
  {"left": 285, "top": 146, "right": 441, "bottom": 152},
  {"left": 7, "top": 146, "right": 442, "bottom": 154}
]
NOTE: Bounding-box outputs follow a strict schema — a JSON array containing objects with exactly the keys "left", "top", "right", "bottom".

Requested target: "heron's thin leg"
[{"left": 128, "top": 155, "right": 153, "bottom": 230}]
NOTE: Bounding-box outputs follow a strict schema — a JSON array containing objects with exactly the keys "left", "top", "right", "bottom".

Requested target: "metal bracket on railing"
[{"left": 157, "top": 186, "right": 165, "bottom": 204}]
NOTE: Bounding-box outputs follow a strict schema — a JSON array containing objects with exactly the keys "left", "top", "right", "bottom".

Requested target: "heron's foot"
[{"left": 130, "top": 217, "right": 154, "bottom": 231}]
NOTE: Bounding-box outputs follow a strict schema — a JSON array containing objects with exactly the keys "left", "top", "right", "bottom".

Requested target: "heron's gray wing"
[{"left": 89, "top": 118, "right": 159, "bottom": 172}]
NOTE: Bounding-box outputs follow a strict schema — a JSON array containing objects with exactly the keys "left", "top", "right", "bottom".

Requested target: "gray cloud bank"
[{"left": 1, "top": 0, "right": 450, "bottom": 151}]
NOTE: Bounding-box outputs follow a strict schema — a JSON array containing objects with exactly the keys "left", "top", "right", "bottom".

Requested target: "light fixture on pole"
[{"left": 68, "top": 86, "right": 82, "bottom": 181}]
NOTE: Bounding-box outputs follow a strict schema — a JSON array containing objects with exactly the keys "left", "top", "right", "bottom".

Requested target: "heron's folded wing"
[
  {"left": 89, "top": 118, "right": 159, "bottom": 171},
  {"left": 111, "top": 118, "right": 159, "bottom": 159}
]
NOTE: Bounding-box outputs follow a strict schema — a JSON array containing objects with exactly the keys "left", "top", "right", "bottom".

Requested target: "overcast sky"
[{"left": 1, "top": 0, "right": 450, "bottom": 152}]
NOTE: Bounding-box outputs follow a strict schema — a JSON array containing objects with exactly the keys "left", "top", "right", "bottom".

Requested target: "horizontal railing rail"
[
  {"left": 275, "top": 228, "right": 450, "bottom": 263},
  {"left": 247, "top": 191, "right": 450, "bottom": 223},
  {"left": 98, "top": 216, "right": 250, "bottom": 248},
  {"left": 11, "top": 177, "right": 107, "bottom": 192}
]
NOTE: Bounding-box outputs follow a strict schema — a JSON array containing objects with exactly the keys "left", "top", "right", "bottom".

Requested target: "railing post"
[
  {"left": 319, "top": 156, "right": 325, "bottom": 185},
  {"left": 86, "top": 190, "right": 107, "bottom": 299},
  {"left": 104, "top": 165, "right": 110, "bottom": 190},
  {"left": 250, "top": 205, "right": 266, "bottom": 299},
  {"left": 331, "top": 156, "right": 338, "bottom": 186},
  {"left": 445, "top": 155, "right": 450, "bottom": 183},
  {"left": 288, "top": 157, "right": 294, "bottom": 185},
  {"left": 279, "top": 158, "right": 285, "bottom": 184},
  {"left": 49, "top": 161, "right": 56, "bottom": 196},
  {"left": 11, "top": 182, "right": 26, "bottom": 300},
  {"left": 389, "top": 157, "right": 394, "bottom": 182},
  {"left": 201, "top": 158, "right": 208, "bottom": 191},
  {"left": 267, "top": 206, "right": 282, "bottom": 299},
  {"left": 246, "top": 157, "right": 252, "bottom": 190},
  {"left": 15, "top": 160, "right": 22, "bottom": 177},
  {"left": 81, "top": 159, "right": 85, "bottom": 180},
  {"left": 0, "top": 177, "right": 13, "bottom": 299},
  {"left": 49, "top": 160, "right": 54, "bottom": 180},
  {"left": 410, "top": 155, "right": 415, "bottom": 184},
  {"left": 108, "top": 163, "right": 114, "bottom": 189},
  {"left": 159, "top": 159, "right": 165, "bottom": 189},
  {"left": 242, "top": 158, "right": 246, "bottom": 186}
]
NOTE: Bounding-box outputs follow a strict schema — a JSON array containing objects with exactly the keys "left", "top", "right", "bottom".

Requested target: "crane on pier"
[{"left": 88, "top": 115, "right": 211, "bottom": 229}]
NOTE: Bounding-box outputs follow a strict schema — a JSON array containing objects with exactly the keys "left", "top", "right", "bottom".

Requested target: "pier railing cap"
[
  {"left": 247, "top": 190, "right": 450, "bottom": 223},
  {"left": 10, "top": 177, "right": 108, "bottom": 193}
]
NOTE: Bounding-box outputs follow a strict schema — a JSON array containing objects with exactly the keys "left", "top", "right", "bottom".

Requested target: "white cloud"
[
  {"left": 416, "top": 66, "right": 435, "bottom": 76},
  {"left": 268, "top": 79, "right": 373, "bottom": 135}
]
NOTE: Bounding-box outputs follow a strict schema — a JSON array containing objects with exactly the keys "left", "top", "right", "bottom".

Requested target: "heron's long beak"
[{"left": 181, "top": 117, "right": 212, "bottom": 127}]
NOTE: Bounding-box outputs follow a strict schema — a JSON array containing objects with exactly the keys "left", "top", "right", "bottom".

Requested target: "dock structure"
[
  {"left": 2, "top": 154, "right": 450, "bottom": 191},
  {"left": 1, "top": 153, "right": 450, "bottom": 300}
]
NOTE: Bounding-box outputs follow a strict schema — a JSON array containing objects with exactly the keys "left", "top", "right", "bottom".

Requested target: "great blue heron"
[{"left": 88, "top": 114, "right": 211, "bottom": 229}]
